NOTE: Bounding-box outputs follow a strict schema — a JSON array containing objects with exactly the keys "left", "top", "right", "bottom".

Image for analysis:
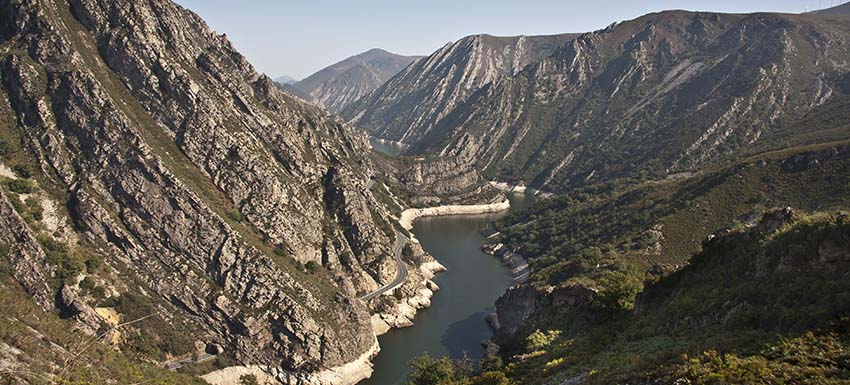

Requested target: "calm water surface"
[
  {"left": 369, "top": 137, "right": 406, "bottom": 156},
  {"left": 360, "top": 193, "right": 537, "bottom": 385}
]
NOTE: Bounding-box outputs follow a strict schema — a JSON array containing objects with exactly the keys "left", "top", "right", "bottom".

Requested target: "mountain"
[
  {"left": 273, "top": 75, "right": 299, "bottom": 85},
  {"left": 424, "top": 132, "right": 850, "bottom": 384},
  {"left": 355, "top": 11, "right": 850, "bottom": 194},
  {"left": 341, "top": 33, "right": 580, "bottom": 144},
  {"left": 811, "top": 1, "right": 850, "bottom": 15},
  {"left": 291, "top": 48, "right": 422, "bottom": 113},
  {"left": 0, "top": 0, "right": 493, "bottom": 383}
]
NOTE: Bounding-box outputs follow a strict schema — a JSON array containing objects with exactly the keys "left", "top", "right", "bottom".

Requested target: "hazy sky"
[{"left": 173, "top": 0, "right": 840, "bottom": 80}]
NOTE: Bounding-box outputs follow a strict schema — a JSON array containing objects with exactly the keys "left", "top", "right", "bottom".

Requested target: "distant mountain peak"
[
  {"left": 291, "top": 48, "right": 423, "bottom": 113},
  {"left": 273, "top": 75, "right": 298, "bottom": 85}
]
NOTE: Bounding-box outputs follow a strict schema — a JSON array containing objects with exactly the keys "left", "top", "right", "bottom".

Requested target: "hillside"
[
  {"left": 341, "top": 33, "right": 580, "bottom": 144},
  {"left": 427, "top": 209, "right": 850, "bottom": 384},
  {"left": 811, "top": 1, "right": 850, "bottom": 15},
  {"left": 0, "top": 0, "right": 456, "bottom": 383},
  {"left": 273, "top": 75, "right": 298, "bottom": 85},
  {"left": 405, "top": 136, "right": 850, "bottom": 384},
  {"left": 361, "top": 11, "right": 850, "bottom": 194},
  {"left": 292, "top": 48, "right": 422, "bottom": 113}
]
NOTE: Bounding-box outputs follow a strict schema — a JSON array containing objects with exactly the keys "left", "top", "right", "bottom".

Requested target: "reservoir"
[
  {"left": 368, "top": 136, "right": 406, "bottom": 156},
  {"left": 360, "top": 192, "right": 537, "bottom": 385}
]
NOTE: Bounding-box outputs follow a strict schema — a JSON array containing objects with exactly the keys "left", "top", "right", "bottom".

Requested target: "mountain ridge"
[
  {"left": 341, "top": 32, "right": 581, "bottom": 144},
  {"left": 291, "top": 48, "right": 423, "bottom": 113},
  {"left": 365, "top": 10, "right": 850, "bottom": 193}
]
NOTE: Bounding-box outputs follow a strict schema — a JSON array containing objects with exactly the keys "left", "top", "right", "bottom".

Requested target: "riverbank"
[
  {"left": 398, "top": 199, "right": 511, "bottom": 233},
  {"left": 202, "top": 338, "right": 381, "bottom": 385},
  {"left": 488, "top": 181, "right": 553, "bottom": 198},
  {"left": 370, "top": 198, "right": 513, "bottom": 334}
]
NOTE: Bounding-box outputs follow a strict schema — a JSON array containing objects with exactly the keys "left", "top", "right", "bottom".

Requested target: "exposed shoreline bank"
[
  {"left": 488, "top": 181, "right": 553, "bottom": 198},
  {"left": 398, "top": 199, "right": 512, "bottom": 233},
  {"left": 202, "top": 338, "right": 381, "bottom": 385}
]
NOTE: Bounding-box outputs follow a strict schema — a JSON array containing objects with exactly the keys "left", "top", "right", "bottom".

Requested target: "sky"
[{"left": 173, "top": 0, "right": 842, "bottom": 80}]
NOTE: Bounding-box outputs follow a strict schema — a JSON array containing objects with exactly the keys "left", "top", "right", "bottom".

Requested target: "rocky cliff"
[
  {"left": 0, "top": 0, "right": 430, "bottom": 383},
  {"left": 291, "top": 49, "right": 422, "bottom": 113},
  {"left": 354, "top": 11, "right": 850, "bottom": 193},
  {"left": 341, "top": 33, "right": 580, "bottom": 145}
]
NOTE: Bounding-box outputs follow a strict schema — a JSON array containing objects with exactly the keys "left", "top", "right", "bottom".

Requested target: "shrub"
[
  {"left": 598, "top": 268, "right": 643, "bottom": 310},
  {"left": 338, "top": 251, "right": 352, "bottom": 266},
  {"left": 85, "top": 255, "right": 103, "bottom": 273},
  {"left": 25, "top": 196, "right": 42, "bottom": 221},
  {"left": 0, "top": 139, "right": 16, "bottom": 157},
  {"left": 226, "top": 209, "right": 243, "bottom": 222},
  {"left": 239, "top": 374, "right": 259, "bottom": 385},
  {"left": 407, "top": 354, "right": 467, "bottom": 385},
  {"left": 304, "top": 261, "right": 321, "bottom": 273},
  {"left": 526, "top": 329, "right": 561, "bottom": 352},
  {"left": 6, "top": 178, "right": 34, "bottom": 194},
  {"left": 79, "top": 277, "right": 95, "bottom": 291},
  {"left": 12, "top": 163, "right": 33, "bottom": 179}
]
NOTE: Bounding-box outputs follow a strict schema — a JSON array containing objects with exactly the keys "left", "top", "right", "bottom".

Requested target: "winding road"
[{"left": 360, "top": 230, "right": 409, "bottom": 301}]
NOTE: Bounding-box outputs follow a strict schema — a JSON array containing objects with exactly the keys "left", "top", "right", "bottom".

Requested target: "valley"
[{"left": 1, "top": 1, "right": 850, "bottom": 385}]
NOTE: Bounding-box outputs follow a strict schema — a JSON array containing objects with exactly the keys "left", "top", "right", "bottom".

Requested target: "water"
[
  {"left": 369, "top": 136, "right": 406, "bottom": 156},
  {"left": 360, "top": 193, "right": 537, "bottom": 385}
]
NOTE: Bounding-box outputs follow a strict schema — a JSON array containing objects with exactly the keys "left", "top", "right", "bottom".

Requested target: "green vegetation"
[
  {"left": 102, "top": 292, "right": 196, "bottom": 361},
  {"left": 239, "top": 374, "right": 260, "bottom": 385},
  {"left": 494, "top": 143, "right": 850, "bottom": 305},
  {"left": 5, "top": 177, "right": 35, "bottom": 193},
  {"left": 407, "top": 212, "right": 850, "bottom": 384},
  {"left": 0, "top": 277, "right": 208, "bottom": 385},
  {"left": 305, "top": 260, "right": 321, "bottom": 273}
]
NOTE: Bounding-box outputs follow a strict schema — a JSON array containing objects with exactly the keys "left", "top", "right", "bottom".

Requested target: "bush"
[
  {"left": 338, "top": 251, "right": 352, "bottom": 266},
  {"left": 407, "top": 354, "right": 468, "bottom": 385},
  {"left": 526, "top": 329, "right": 561, "bottom": 352},
  {"left": 598, "top": 269, "right": 643, "bottom": 310},
  {"left": 12, "top": 163, "right": 33, "bottom": 179},
  {"left": 25, "top": 196, "right": 42, "bottom": 221},
  {"left": 0, "top": 139, "right": 16, "bottom": 157},
  {"left": 79, "top": 277, "right": 96, "bottom": 291},
  {"left": 239, "top": 374, "right": 259, "bottom": 385},
  {"left": 304, "top": 260, "right": 321, "bottom": 273},
  {"left": 6, "top": 178, "right": 34, "bottom": 194},
  {"left": 85, "top": 255, "right": 103, "bottom": 273}
]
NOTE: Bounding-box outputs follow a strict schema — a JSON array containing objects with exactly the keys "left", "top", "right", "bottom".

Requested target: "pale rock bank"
[{"left": 203, "top": 339, "right": 381, "bottom": 385}]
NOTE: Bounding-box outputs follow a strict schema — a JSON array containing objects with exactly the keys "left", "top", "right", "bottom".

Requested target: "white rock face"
[
  {"left": 399, "top": 199, "right": 511, "bottom": 231},
  {"left": 202, "top": 339, "right": 381, "bottom": 385}
]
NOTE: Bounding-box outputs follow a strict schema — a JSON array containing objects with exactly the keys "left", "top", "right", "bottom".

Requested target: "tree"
[
  {"left": 599, "top": 268, "right": 643, "bottom": 310},
  {"left": 239, "top": 374, "right": 259, "bottom": 385},
  {"left": 407, "top": 354, "right": 458, "bottom": 385}
]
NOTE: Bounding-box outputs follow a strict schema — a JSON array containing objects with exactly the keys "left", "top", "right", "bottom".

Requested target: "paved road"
[
  {"left": 165, "top": 353, "right": 217, "bottom": 371},
  {"left": 360, "top": 230, "right": 409, "bottom": 301}
]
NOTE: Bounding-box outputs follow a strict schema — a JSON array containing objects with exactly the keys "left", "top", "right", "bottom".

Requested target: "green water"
[
  {"left": 369, "top": 136, "right": 405, "bottom": 156},
  {"left": 360, "top": 193, "right": 536, "bottom": 385}
]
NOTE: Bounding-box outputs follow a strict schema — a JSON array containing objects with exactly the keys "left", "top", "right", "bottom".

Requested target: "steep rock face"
[
  {"left": 342, "top": 33, "right": 580, "bottom": 144},
  {"left": 0, "top": 0, "right": 424, "bottom": 381},
  {"left": 384, "top": 11, "right": 850, "bottom": 193},
  {"left": 292, "top": 48, "right": 422, "bottom": 113}
]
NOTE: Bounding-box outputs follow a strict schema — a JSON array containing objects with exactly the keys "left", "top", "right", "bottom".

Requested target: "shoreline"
[
  {"left": 398, "top": 199, "right": 512, "bottom": 233},
  {"left": 368, "top": 136, "right": 409, "bottom": 149},
  {"left": 203, "top": 199, "right": 512, "bottom": 384},
  {"left": 202, "top": 338, "right": 381, "bottom": 385},
  {"left": 488, "top": 181, "right": 553, "bottom": 198}
]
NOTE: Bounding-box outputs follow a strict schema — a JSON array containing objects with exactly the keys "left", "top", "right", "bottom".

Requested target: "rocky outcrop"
[
  {"left": 342, "top": 33, "right": 580, "bottom": 145},
  {"left": 354, "top": 11, "right": 850, "bottom": 193},
  {"left": 0, "top": 0, "right": 427, "bottom": 382}
]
